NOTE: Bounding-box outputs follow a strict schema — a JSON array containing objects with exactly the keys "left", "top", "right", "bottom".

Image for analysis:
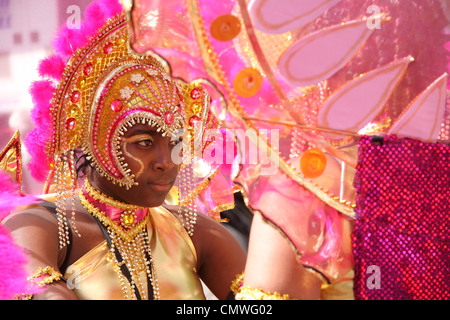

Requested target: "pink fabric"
[
  {"left": 353, "top": 135, "right": 450, "bottom": 299},
  {"left": 235, "top": 164, "right": 354, "bottom": 283}
]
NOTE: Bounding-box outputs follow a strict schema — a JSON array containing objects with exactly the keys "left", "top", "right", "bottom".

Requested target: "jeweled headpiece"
[
  {"left": 26, "top": 0, "right": 216, "bottom": 246},
  {"left": 27, "top": 3, "right": 210, "bottom": 190}
]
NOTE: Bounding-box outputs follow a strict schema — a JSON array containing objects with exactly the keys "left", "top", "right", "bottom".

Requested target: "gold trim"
[
  {"left": 0, "top": 130, "right": 23, "bottom": 188},
  {"left": 27, "top": 266, "right": 63, "bottom": 287},
  {"left": 236, "top": 285, "right": 294, "bottom": 300},
  {"left": 230, "top": 271, "right": 244, "bottom": 295},
  {"left": 79, "top": 181, "right": 150, "bottom": 242},
  {"left": 187, "top": 0, "right": 356, "bottom": 217}
]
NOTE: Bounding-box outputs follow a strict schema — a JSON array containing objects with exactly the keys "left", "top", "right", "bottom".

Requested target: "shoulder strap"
[{"left": 92, "top": 218, "right": 154, "bottom": 300}]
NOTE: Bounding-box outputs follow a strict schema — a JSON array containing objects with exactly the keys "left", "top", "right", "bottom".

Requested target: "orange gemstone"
[
  {"left": 121, "top": 211, "right": 135, "bottom": 227},
  {"left": 233, "top": 68, "right": 263, "bottom": 97},
  {"left": 191, "top": 102, "right": 202, "bottom": 114},
  {"left": 210, "top": 14, "right": 241, "bottom": 41},
  {"left": 69, "top": 104, "right": 80, "bottom": 117},
  {"left": 300, "top": 148, "right": 327, "bottom": 179}
]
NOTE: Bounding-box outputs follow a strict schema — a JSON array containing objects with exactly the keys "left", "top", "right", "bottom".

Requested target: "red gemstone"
[
  {"left": 103, "top": 42, "right": 114, "bottom": 54},
  {"left": 71, "top": 90, "right": 81, "bottom": 103},
  {"left": 164, "top": 112, "right": 175, "bottom": 125},
  {"left": 66, "top": 117, "right": 77, "bottom": 131},
  {"left": 189, "top": 115, "right": 200, "bottom": 127},
  {"left": 190, "top": 88, "right": 201, "bottom": 100},
  {"left": 111, "top": 99, "right": 123, "bottom": 112},
  {"left": 84, "top": 63, "right": 93, "bottom": 76}
]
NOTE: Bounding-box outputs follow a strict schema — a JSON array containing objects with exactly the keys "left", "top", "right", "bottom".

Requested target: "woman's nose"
[{"left": 152, "top": 144, "right": 175, "bottom": 171}]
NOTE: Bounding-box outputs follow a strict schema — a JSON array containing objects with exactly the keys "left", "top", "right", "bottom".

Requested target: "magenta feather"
[
  {"left": 38, "top": 55, "right": 66, "bottom": 80},
  {"left": 29, "top": 80, "right": 54, "bottom": 126},
  {"left": 0, "top": 171, "right": 40, "bottom": 299},
  {"left": 24, "top": 129, "right": 52, "bottom": 182},
  {"left": 0, "top": 225, "right": 30, "bottom": 300},
  {"left": 0, "top": 172, "right": 38, "bottom": 220}
]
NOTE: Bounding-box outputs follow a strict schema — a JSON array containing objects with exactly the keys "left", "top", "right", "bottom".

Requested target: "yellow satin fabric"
[{"left": 64, "top": 206, "right": 206, "bottom": 300}]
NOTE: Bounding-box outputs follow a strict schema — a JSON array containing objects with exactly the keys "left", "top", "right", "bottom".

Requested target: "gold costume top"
[{"left": 64, "top": 206, "right": 205, "bottom": 300}]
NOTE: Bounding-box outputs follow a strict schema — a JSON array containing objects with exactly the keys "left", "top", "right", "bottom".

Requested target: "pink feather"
[
  {"left": 0, "top": 171, "right": 40, "bottom": 299},
  {"left": 38, "top": 55, "right": 66, "bottom": 80},
  {"left": 29, "top": 80, "right": 54, "bottom": 126},
  {"left": 24, "top": 129, "right": 52, "bottom": 182},
  {"left": 83, "top": 1, "right": 108, "bottom": 35},
  {"left": 99, "top": 0, "right": 123, "bottom": 17},
  {"left": 0, "top": 173, "right": 38, "bottom": 220},
  {"left": 53, "top": 25, "right": 88, "bottom": 58},
  {"left": 53, "top": 0, "right": 122, "bottom": 58},
  {"left": 29, "top": 80, "right": 54, "bottom": 106},
  {"left": 0, "top": 225, "right": 30, "bottom": 300}
]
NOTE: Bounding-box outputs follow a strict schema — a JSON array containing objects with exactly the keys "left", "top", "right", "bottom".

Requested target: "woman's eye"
[{"left": 137, "top": 139, "right": 153, "bottom": 147}]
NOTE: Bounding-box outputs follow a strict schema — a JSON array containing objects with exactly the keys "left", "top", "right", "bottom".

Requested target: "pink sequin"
[{"left": 352, "top": 135, "right": 450, "bottom": 300}]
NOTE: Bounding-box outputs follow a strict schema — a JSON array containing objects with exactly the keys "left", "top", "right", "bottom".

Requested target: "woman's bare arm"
[
  {"left": 2, "top": 207, "right": 78, "bottom": 300},
  {"left": 243, "top": 212, "right": 322, "bottom": 299},
  {"left": 191, "top": 213, "right": 247, "bottom": 300}
]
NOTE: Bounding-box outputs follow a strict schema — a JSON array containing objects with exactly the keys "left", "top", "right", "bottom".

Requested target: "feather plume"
[
  {"left": 0, "top": 171, "right": 39, "bottom": 299},
  {"left": 38, "top": 54, "right": 66, "bottom": 80}
]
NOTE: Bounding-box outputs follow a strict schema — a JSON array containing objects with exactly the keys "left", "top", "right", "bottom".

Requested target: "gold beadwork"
[
  {"left": 27, "top": 266, "right": 63, "bottom": 287},
  {"left": 79, "top": 181, "right": 150, "bottom": 242},
  {"left": 235, "top": 286, "right": 294, "bottom": 300},
  {"left": 36, "top": 7, "right": 218, "bottom": 253},
  {"left": 79, "top": 180, "right": 159, "bottom": 300},
  {"left": 230, "top": 271, "right": 244, "bottom": 295}
]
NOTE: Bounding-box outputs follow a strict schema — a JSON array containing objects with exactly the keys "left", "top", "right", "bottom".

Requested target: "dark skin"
[{"left": 3, "top": 124, "right": 246, "bottom": 300}]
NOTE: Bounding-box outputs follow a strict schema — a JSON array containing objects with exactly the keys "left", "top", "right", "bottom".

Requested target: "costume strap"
[{"left": 92, "top": 216, "right": 154, "bottom": 300}]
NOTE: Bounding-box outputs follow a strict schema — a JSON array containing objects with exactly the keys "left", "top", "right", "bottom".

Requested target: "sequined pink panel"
[{"left": 352, "top": 135, "right": 450, "bottom": 300}]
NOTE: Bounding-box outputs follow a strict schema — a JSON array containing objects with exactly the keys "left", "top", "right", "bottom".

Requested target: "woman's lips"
[{"left": 147, "top": 182, "right": 173, "bottom": 192}]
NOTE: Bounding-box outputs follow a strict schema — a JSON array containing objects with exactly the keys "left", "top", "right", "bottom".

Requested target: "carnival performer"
[
  {"left": 2, "top": 0, "right": 245, "bottom": 300},
  {"left": 130, "top": 0, "right": 447, "bottom": 300}
]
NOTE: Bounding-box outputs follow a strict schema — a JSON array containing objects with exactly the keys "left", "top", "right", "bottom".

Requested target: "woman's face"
[{"left": 92, "top": 123, "right": 183, "bottom": 207}]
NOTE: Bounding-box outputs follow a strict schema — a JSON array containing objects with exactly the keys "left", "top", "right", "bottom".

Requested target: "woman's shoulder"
[{"left": 2, "top": 201, "right": 59, "bottom": 230}]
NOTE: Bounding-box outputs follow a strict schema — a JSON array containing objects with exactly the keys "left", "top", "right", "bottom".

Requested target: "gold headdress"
[{"left": 27, "top": 2, "right": 216, "bottom": 247}]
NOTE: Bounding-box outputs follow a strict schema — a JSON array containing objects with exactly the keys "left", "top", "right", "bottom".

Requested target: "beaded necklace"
[{"left": 79, "top": 180, "right": 160, "bottom": 300}]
